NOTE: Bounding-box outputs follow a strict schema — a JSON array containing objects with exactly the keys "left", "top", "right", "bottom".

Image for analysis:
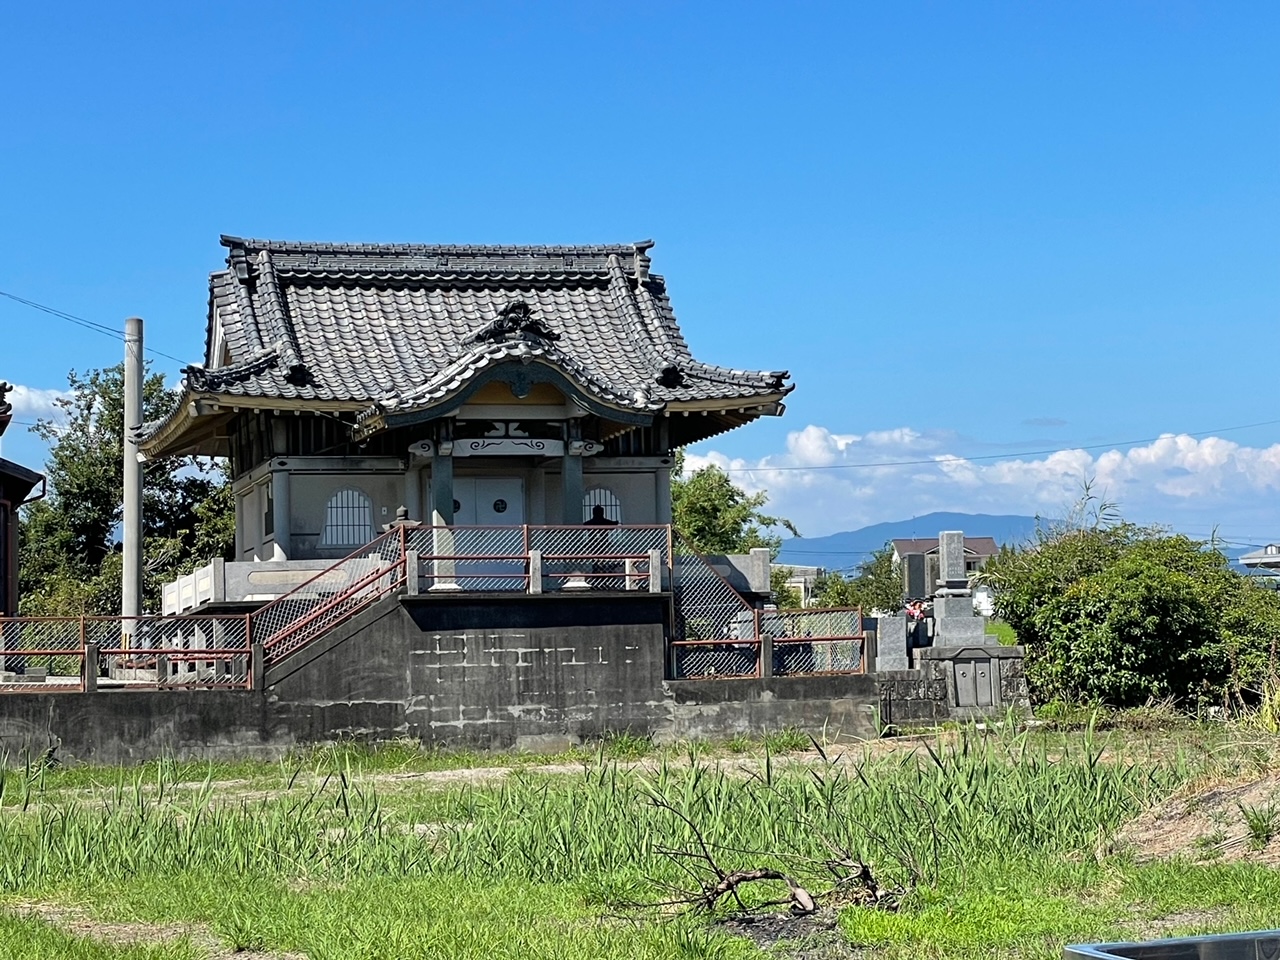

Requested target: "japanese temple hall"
[{"left": 139, "top": 237, "right": 793, "bottom": 562}]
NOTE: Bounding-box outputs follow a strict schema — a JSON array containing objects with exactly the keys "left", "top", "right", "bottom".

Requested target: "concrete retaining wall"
[
  {"left": 0, "top": 690, "right": 291, "bottom": 764},
  {"left": 665, "top": 674, "right": 879, "bottom": 742},
  {"left": 267, "top": 593, "right": 673, "bottom": 749},
  {"left": 0, "top": 593, "right": 1023, "bottom": 763}
]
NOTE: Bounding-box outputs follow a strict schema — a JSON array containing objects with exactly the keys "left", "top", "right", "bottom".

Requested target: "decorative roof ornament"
[
  {"left": 463, "top": 300, "right": 561, "bottom": 346},
  {"left": 632, "top": 239, "right": 655, "bottom": 281},
  {"left": 656, "top": 363, "right": 683, "bottom": 388},
  {"left": 0, "top": 381, "right": 11, "bottom": 439}
]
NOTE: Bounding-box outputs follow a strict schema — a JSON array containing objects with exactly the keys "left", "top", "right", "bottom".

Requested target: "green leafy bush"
[{"left": 981, "top": 509, "right": 1280, "bottom": 710}]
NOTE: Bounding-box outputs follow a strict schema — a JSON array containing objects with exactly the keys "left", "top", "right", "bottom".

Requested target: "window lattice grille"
[
  {"left": 321, "top": 488, "right": 374, "bottom": 547},
  {"left": 582, "top": 488, "right": 622, "bottom": 524}
]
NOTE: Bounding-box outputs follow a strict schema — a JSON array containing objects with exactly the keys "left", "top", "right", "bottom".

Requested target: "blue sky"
[{"left": 2, "top": 2, "right": 1277, "bottom": 540}]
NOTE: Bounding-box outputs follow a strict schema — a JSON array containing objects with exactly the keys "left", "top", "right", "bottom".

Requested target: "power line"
[
  {"left": 718, "top": 418, "right": 1280, "bottom": 474},
  {"left": 0, "top": 290, "right": 191, "bottom": 366},
  {"left": 777, "top": 540, "right": 1276, "bottom": 555}
]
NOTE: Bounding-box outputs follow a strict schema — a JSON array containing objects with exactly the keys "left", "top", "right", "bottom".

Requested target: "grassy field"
[{"left": 0, "top": 724, "right": 1277, "bottom": 959}]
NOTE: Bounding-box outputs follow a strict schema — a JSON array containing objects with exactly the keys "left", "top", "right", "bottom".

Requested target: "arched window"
[
  {"left": 321, "top": 488, "right": 374, "bottom": 547},
  {"left": 582, "top": 487, "right": 622, "bottom": 525}
]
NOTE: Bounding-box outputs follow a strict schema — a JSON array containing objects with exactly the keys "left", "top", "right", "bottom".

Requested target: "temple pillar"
[
  {"left": 431, "top": 420, "right": 455, "bottom": 525},
  {"left": 561, "top": 421, "right": 583, "bottom": 524},
  {"left": 428, "top": 427, "right": 459, "bottom": 589},
  {"left": 656, "top": 416, "right": 673, "bottom": 524},
  {"left": 655, "top": 463, "right": 672, "bottom": 525},
  {"left": 431, "top": 451, "right": 454, "bottom": 525},
  {"left": 561, "top": 455, "right": 583, "bottom": 525},
  {"left": 529, "top": 468, "right": 547, "bottom": 524},
  {"left": 270, "top": 469, "right": 290, "bottom": 560},
  {"left": 404, "top": 466, "right": 423, "bottom": 522}
]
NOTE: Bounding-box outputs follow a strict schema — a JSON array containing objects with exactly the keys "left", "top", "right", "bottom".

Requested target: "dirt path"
[
  {"left": 9, "top": 901, "right": 306, "bottom": 959},
  {"left": 1115, "top": 772, "right": 1280, "bottom": 866}
]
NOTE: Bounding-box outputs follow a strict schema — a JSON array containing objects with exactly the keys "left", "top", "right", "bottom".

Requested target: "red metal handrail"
[
  {"left": 260, "top": 557, "right": 407, "bottom": 655},
  {"left": 249, "top": 526, "right": 406, "bottom": 626}
]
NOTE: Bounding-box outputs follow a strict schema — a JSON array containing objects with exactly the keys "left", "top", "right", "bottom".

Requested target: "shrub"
[{"left": 981, "top": 516, "right": 1280, "bottom": 710}]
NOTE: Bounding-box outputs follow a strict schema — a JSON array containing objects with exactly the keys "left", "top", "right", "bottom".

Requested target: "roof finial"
[
  {"left": 0, "top": 380, "right": 11, "bottom": 439},
  {"left": 632, "top": 239, "right": 655, "bottom": 282}
]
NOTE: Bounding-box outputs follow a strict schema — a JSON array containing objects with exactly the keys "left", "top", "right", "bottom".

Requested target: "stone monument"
[
  {"left": 912, "top": 529, "right": 1028, "bottom": 717},
  {"left": 931, "top": 531, "right": 987, "bottom": 647}
]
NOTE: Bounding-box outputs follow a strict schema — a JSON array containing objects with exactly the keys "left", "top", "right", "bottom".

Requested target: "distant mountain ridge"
[
  {"left": 775, "top": 512, "right": 1269, "bottom": 575},
  {"left": 775, "top": 512, "right": 1046, "bottom": 573}
]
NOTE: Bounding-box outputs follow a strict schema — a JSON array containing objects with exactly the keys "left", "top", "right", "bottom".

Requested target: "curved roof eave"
[{"left": 361, "top": 353, "right": 662, "bottom": 439}]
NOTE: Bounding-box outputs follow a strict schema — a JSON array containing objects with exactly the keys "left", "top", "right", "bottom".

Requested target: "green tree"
[
  {"left": 670, "top": 451, "right": 797, "bottom": 556},
  {"left": 18, "top": 364, "right": 234, "bottom": 615},
  {"left": 670, "top": 451, "right": 799, "bottom": 606},
  {"left": 769, "top": 566, "right": 803, "bottom": 609},
  {"left": 978, "top": 499, "right": 1280, "bottom": 709},
  {"left": 813, "top": 543, "right": 903, "bottom": 612}
]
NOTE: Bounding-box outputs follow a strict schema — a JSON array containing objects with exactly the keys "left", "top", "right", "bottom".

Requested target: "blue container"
[{"left": 1065, "top": 931, "right": 1280, "bottom": 960}]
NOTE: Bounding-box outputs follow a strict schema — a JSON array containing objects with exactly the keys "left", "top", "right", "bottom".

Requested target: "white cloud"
[
  {"left": 687, "top": 424, "right": 1280, "bottom": 538},
  {"left": 5, "top": 384, "right": 65, "bottom": 422}
]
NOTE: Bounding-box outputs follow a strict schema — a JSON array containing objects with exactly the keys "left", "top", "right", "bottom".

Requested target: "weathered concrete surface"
[
  {"left": 876, "top": 663, "right": 951, "bottom": 728},
  {"left": 0, "top": 690, "right": 291, "bottom": 764},
  {"left": 0, "top": 593, "right": 1020, "bottom": 763},
  {"left": 663, "top": 674, "right": 879, "bottom": 742},
  {"left": 268, "top": 593, "right": 671, "bottom": 748}
]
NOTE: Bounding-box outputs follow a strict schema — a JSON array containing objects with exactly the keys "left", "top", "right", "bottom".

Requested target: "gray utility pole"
[{"left": 122, "top": 316, "right": 143, "bottom": 634}]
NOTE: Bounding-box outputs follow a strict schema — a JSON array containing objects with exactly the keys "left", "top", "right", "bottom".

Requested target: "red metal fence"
[
  {"left": 0, "top": 614, "right": 252, "bottom": 691},
  {"left": 0, "top": 524, "right": 867, "bottom": 691},
  {"left": 668, "top": 603, "right": 867, "bottom": 681}
]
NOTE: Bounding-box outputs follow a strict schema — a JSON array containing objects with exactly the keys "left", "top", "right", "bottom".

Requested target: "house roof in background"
[
  {"left": 1239, "top": 545, "right": 1280, "bottom": 567},
  {"left": 890, "top": 537, "right": 1000, "bottom": 558},
  {"left": 0, "top": 457, "right": 43, "bottom": 502},
  {"left": 140, "top": 237, "right": 792, "bottom": 457}
]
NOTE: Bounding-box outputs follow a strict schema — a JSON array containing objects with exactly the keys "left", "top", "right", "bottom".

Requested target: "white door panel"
[
  {"left": 442, "top": 478, "right": 524, "bottom": 526},
  {"left": 475, "top": 478, "right": 524, "bottom": 525}
]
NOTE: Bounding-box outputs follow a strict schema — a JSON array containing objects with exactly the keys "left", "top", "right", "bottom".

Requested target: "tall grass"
[
  {"left": 426, "top": 729, "right": 1186, "bottom": 894},
  {"left": 0, "top": 728, "right": 1187, "bottom": 901}
]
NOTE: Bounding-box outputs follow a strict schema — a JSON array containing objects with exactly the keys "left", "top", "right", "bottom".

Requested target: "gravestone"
[
  {"left": 937, "top": 530, "right": 968, "bottom": 592},
  {"left": 876, "top": 615, "right": 911, "bottom": 671},
  {"left": 931, "top": 530, "right": 986, "bottom": 646},
  {"left": 901, "top": 553, "right": 928, "bottom": 600}
]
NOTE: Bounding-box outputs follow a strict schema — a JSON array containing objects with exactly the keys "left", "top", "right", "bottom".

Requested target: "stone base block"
[
  {"left": 932, "top": 596, "right": 975, "bottom": 619},
  {"left": 932, "top": 615, "right": 988, "bottom": 648},
  {"left": 916, "top": 645, "right": 1029, "bottom": 716}
]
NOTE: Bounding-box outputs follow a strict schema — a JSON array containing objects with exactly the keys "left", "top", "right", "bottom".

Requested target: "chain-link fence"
[
  {"left": 764, "top": 607, "right": 865, "bottom": 676},
  {"left": 97, "top": 616, "right": 251, "bottom": 687},
  {"left": 772, "top": 638, "right": 864, "bottom": 675},
  {"left": 0, "top": 615, "right": 255, "bottom": 690},
  {"left": 403, "top": 526, "right": 528, "bottom": 591},
  {"left": 669, "top": 640, "right": 761, "bottom": 679},
  {"left": 668, "top": 531, "right": 761, "bottom": 679},
  {"left": 0, "top": 617, "right": 86, "bottom": 690},
  {"left": 531, "top": 525, "right": 668, "bottom": 591},
  {"left": 1, "top": 526, "right": 871, "bottom": 690},
  {"left": 671, "top": 531, "right": 757, "bottom": 643},
  {"left": 399, "top": 525, "right": 669, "bottom": 593}
]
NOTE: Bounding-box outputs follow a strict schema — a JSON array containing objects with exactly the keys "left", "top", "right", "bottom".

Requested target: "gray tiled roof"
[
  {"left": 890, "top": 537, "right": 1000, "bottom": 558},
  {"left": 176, "top": 237, "right": 790, "bottom": 430}
]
